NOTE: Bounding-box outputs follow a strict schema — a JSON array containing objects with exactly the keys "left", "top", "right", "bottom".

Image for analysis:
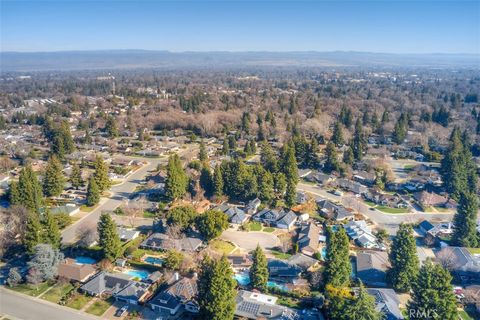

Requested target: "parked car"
[{"left": 115, "top": 305, "right": 128, "bottom": 317}]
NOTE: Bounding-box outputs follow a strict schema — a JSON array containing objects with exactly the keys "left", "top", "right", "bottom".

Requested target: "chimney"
[{"left": 174, "top": 272, "right": 179, "bottom": 281}]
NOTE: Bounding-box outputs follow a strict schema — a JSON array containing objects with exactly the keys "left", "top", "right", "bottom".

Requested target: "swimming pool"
[
  {"left": 321, "top": 247, "right": 327, "bottom": 260},
  {"left": 144, "top": 256, "right": 163, "bottom": 265},
  {"left": 234, "top": 272, "right": 251, "bottom": 286},
  {"left": 267, "top": 281, "right": 289, "bottom": 292},
  {"left": 75, "top": 256, "right": 97, "bottom": 265},
  {"left": 123, "top": 269, "right": 150, "bottom": 280}
]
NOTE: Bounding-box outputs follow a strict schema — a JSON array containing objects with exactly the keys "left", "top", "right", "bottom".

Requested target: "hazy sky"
[{"left": 1, "top": 0, "right": 479, "bottom": 54}]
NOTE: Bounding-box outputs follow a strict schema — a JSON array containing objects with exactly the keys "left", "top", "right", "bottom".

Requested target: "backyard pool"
[
  {"left": 123, "top": 269, "right": 150, "bottom": 280},
  {"left": 321, "top": 247, "right": 327, "bottom": 260},
  {"left": 75, "top": 256, "right": 97, "bottom": 265},
  {"left": 267, "top": 281, "right": 290, "bottom": 292},
  {"left": 144, "top": 256, "right": 164, "bottom": 265},
  {"left": 234, "top": 272, "right": 251, "bottom": 286}
]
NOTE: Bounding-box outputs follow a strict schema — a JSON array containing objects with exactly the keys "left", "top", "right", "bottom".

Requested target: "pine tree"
[
  {"left": 388, "top": 224, "right": 419, "bottom": 292},
  {"left": 70, "top": 163, "right": 84, "bottom": 189},
  {"left": 250, "top": 245, "right": 269, "bottom": 291},
  {"left": 393, "top": 113, "right": 408, "bottom": 144},
  {"left": 408, "top": 261, "right": 458, "bottom": 320},
  {"left": 43, "top": 155, "right": 65, "bottom": 197},
  {"left": 222, "top": 136, "right": 230, "bottom": 155},
  {"left": 325, "top": 228, "right": 351, "bottom": 287},
  {"left": 258, "top": 170, "right": 274, "bottom": 204},
  {"left": 199, "top": 166, "right": 214, "bottom": 198},
  {"left": 241, "top": 112, "right": 250, "bottom": 134},
  {"left": 8, "top": 181, "right": 21, "bottom": 205},
  {"left": 274, "top": 172, "right": 287, "bottom": 198},
  {"left": 345, "top": 284, "right": 382, "bottom": 320},
  {"left": 17, "top": 165, "right": 43, "bottom": 213},
  {"left": 93, "top": 155, "right": 111, "bottom": 192},
  {"left": 42, "top": 210, "right": 61, "bottom": 248},
  {"left": 213, "top": 164, "right": 224, "bottom": 198},
  {"left": 104, "top": 116, "right": 119, "bottom": 138},
  {"left": 198, "top": 256, "right": 237, "bottom": 320},
  {"left": 352, "top": 118, "right": 364, "bottom": 161},
  {"left": 281, "top": 143, "right": 298, "bottom": 184},
  {"left": 86, "top": 176, "right": 100, "bottom": 206},
  {"left": 97, "top": 212, "right": 121, "bottom": 261},
  {"left": 332, "top": 121, "right": 344, "bottom": 146},
  {"left": 324, "top": 141, "right": 340, "bottom": 173},
  {"left": 24, "top": 212, "right": 43, "bottom": 254},
  {"left": 452, "top": 192, "right": 479, "bottom": 248},
  {"left": 199, "top": 139, "right": 208, "bottom": 162},
  {"left": 260, "top": 141, "right": 278, "bottom": 173},
  {"left": 285, "top": 179, "right": 297, "bottom": 208},
  {"left": 165, "top": 154, "right": 188, "bottom": 201},
  {"left": 343, "top": 146, "right": 354, "bottom": 165}
]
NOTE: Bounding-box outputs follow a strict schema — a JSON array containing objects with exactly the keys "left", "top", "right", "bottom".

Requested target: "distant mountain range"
[{"left": 1, "top": 50, "right": 478, "bottom": 71}]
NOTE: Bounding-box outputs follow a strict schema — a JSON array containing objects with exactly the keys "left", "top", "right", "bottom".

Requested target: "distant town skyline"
[{"left": 1, "top": 0, "right": 479, "bottom": 54}]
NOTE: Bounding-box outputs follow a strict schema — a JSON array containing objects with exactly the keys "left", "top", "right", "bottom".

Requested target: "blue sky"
[{"left": 1, "top": 1, "right": 479, "bottom": 53}]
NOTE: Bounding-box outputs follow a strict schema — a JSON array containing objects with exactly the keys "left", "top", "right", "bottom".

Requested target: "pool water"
[
  {"left": 124, "top": 269, "right": 150, "bottom": 280},
  {"left": 75, "top": 256, "right": 97, "bottom": 265},
  {"left": 234, "top": 273, "right": 251, "bottom": 286},
  {"left": 144, "top": 256, "right": 163, "bottom": 265},
  {"left": 267, "top": 281, "right": 289, "bottom": 292},
  {"left": 321, "top": 247, "right": 327, "bottom": 260}
]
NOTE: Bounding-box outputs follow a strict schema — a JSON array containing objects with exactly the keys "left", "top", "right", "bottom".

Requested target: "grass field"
[
  {"left": 66, "top": 294, "right": 93, "bottom": 310},
  {"left": 209, "top": 239, "right": 236, "bottom": 254},
  {"left": 9, "top": 282, "right": 52, "bottom": 297},
  {"left": 376, "top": 206, "right": 409, "bottom": 214},
  {"left": 40, "top": 283, "right": 74, "bottom": 303},
  {"left": 85, "top": 299, "right": 113, "bottom": 316}
]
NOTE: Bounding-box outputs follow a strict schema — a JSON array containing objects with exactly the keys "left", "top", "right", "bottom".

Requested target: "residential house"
[
  {"left": 353, "top": 171, "right": 376, "bottom": 186},
  {"left": 434, "top": 247, "right": 480, "bottom": 284},
  {"left": 413, "top": 191, "right": 448, "bottom": 210},
  {"left": 116, "top": 281, "right": 151, "bottom": 305},
  {"left": 149, "top": 274, "right": 199, "bottom": 315},
  {"left": 356, "top": 251, "right": 390, "bottom": 287},
  {"left": 287, "top": 253, "right": 319, "bottom": 271},
  {"left": 297, "top": 222, "right": 320, "bottom": 256},
  {"left": 344, "top": 220, "right": 382, "bottom": 249},
  {"left": 296, "top": 191, "right": 308, "bottom": 204},
  {"left": 253, "top": 209, "right": 297, "bottom": 230},
  {"left": 276, "top": 210, "right": 297, "bottom": 230},
  {"left": 223, "top": 206, "right": 249, "bottom": 225},
  {"left": 417, "top": 220, "right": 435, "bottom": 236},
  {"left": 80, "top": 272, "right": 131, "bottom": 296},
  {"left": 140, "top": 233, "right": 202, "bottom": 252},
  {"left": 227, "top": 255, "right": 253, "bottom": 270},
  {"left": 57, "top": 258, "right": 97, "bottom": 283},
  {"left": 336, "top": 178, "right": 368, "bottom": 195},
  {"left": 235, "top": 290, "right": 299, "bottom": 320},
  {"left": 117, "top": 227, "right": 140, "bottom": 242},
  {"left": 267, "top": 259, "right": 302, "bottom": 282},
  {"left": 244, "top": 198, "right": 261, "bottom": 215},
  {"left": 366, "top": 288, "right": 404, "bottom": 320}
]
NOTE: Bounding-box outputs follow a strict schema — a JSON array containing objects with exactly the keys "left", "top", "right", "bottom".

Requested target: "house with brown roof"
[
  {"left": 57, "top": 258, "right": 97, "bottom": 283},
  {"left": 413, "top": 191, "right": 448, "bottom": 210},
  {"left": 297, "top": 222, "right": 320, "bottom": 256}
]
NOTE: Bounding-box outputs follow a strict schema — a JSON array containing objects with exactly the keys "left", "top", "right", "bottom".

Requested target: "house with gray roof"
[
  {"left": 317, "top": 199, "right": 353, "bottom": 221},
  {"left": 149, "top": 275, "right": 199, "bottom": 316},
  {"left": 116, "top": 281, "right": 151, "bottom": 305},
  {"left": 235, "top": 290, "right": 299, "bottom": 320},
  {"left": 276, "top": 210, "right": 297, "bottom": 230},
  {"left": 435, "top": 246, "right": 480, "bottom": 284},
  {"left": 117, "top": 227, "right": 140, "bottom": 242},
  {"left": 297, "top": 222, "right": 320, "bottom": 256},
  {"left": 366, "top": 288, "right": 404, "bottom": 320},
  {"left": 356, "top": 251, "right": 390, "bottom": 287},
  {"left": 140, "top": 233, "right": 202, "bottom": 252},
  {"left": 80, "top": 271, "right": 131, "bottom": 296}
]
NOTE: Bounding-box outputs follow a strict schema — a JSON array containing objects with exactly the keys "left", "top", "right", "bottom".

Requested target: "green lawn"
[
  {"left": 66, "top": 294, "right": 93, "bottom": 310},
  {"left": 263, "top": 227, "right": 275, "bottom": 233},
  {"left": 467, "top": 247, "right": 480, "bottom": 254},
  {"left": 246, "top": 221, "right": 262, "bottom": 231},
  {"left": 376, "top": 206, "right": 409, "bottom": 214},
  {"left": 40, "top": 283, "right": 74, "bottom": 303},
  {"left": 209, "top": 239, "right": 236, "bottom": 254},
  {"left": 364, "top": 200, "right": 376, "bottom": 207},
  {"left": 85, "top": 299, "right": 113, "bottom": 316},
  {"left": 80, "top": 205, "right": 96, "bottom": 212},
  {"left": 270, "top": 250, "right": 292, "bottom": 259},
  {"left": 459, "top": 310, "right": 474, "bottom": 320},
  {"left": 9, "top": 282, "right": 52, "bottom": 297},
  {"left": 142, "top": 211, "right": 157, "bottom": 218}
]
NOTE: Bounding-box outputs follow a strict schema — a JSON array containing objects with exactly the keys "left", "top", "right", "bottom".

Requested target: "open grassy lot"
[
  {"left": 376, "top": 206, "right": 409, "bottom": 214},
  {"left": 66, "top": 294, "right": 93, "bottom": 310},
  {"left": 9, "top": 282, "right": 52, "bottom": 297},
  {"left": 85, "top": 299, "right": 113, "bottom": 316},
  {"left": 40, "top": 282, "right": 74, "bottom": 303},
  {"left": 209, "top": 239, "right": 236, "bottom": 254}
]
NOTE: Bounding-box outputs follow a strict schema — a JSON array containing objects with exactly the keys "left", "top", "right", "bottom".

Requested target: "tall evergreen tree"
[
  {"left": 93, "top": 155, "right": 111, "bottom": 192},
  {"left": 17, "top": 165, "right": 43, "bottom": 213},
  {"left": 70, "top": 163, "right": 84, "bottom": 189},
  {"left": 324, "top": 141, "right": 340, "bottom": 173},
  {"left": 345, "top": 284, "right": 382, "bottom": 320},
  {"left": 258, "top": 170, "right": 274, "bottom": 204},
  {"left": 199, "top": 140, "right": 208, "bottom": 162},
  {"left": 222, "top": 136, "right": 230, "bottom": 155},
  {"left": 199, "top": 166, "right": 214, "bottom": 197},
  {"left": 8, "top": 181, "right": 21, "bottom": 205},
  {"left": 241, "top": 112, "right": 251, "bottom": 134},
  {"left": 281, "top": 143, "right": 298, "bottom": 184},
  {"left": 285, "top": 180, "right": 297, "bottom": 208},
  {"left": 388, "top": 224, "right": 419, "bottom": 292},
  {"left": 343, "top": 146, "right": 354, "bottom": 166},
  {"left": 97, "top": 213, "right": 121, "bottom": 261},
  {"left": 104, "top": 116, "right": 119, "bottom": 138},
  {"left": 198, "top": 256, "right": 237, "bottom": 320},
  {"left": 332, "top": 121, "right": 344, "bottom": 146},
  {"left": 392, "top": 113, "right": 408, "bottom": 144},
  {"left": 407, "top": 261, "right": 458, "bottom": 320},
  {"left": 213, "top": 164, "right": 224, "bottom": 198},
  {"left": 86, "top": 176, "right": 100, "bottom": 206},
  {"left": 165, "top": 154, "right": 188, "bottom": 201},
  {"left": 352, "top": 118, "right": 364, "bottom": 161},
  {"left": 260, "top": 141, "right": 278, "bottom": 173},
  {"left": 24, "top": 212, "right": 43, "bottom": 254},
  {"left": 452, "top": 192, "right": 479, "bottom": 247},
  {"left": 43, "top": 155, "right": 65, "bottom": 197},
  {"left": 305, "top": 138, "right": 321, "bottom": 169},
  {"left": 42, "top": 210, "right": 61, "bottom": 248},
  {"left": 325, "top": 228, "right": 351, "bottom": 287},
  {"left": 250, "top": 245, "right": 269, "bottom": 291}
]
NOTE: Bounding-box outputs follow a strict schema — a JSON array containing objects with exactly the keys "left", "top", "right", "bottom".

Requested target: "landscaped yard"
[
  {"left": 80, "top": 205, "right": 96, "bottom": 212},
  {"left": 245, "top": 221, "right": 262, "bottom": 231},
  {"left": 66, "top": 294, "right": 93, "bottom": 310},
  {"left": 376, "top": 206, "right": 409, "bottom": 214},
  {"left": 9, "top": 282, "right": 52, "bottom": 297},
  {"left": 40, "top": 282, "right": 74, "bottom": 303},
  {"left": 142, "top": 211, "right": 157, "bottom": 218},
  {"left": 467, "top": 247, "right": 480, "bottom": 254},
  {"left": 270, "top": 250, "right": 292, "bottom": 259},
  {"left": 209, "top": 239, "right": 236, "bottom": 254},
  {"left": 85, "top": 299, "right": 113, "bottom": 316},
  {"left": 459, "top": 310, "right": 474, "bottom": 320},
  {"left": 263, "top": 227, "right": 275, "bottom": 233}
]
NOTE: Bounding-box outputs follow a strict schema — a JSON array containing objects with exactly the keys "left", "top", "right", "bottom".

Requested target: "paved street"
[
  {"left": 297, "top": 182, "right": 453, "bottom": 234},
  {"left": 221, "top": 229, "right": 280, "bottom": 251},
  {"left": 62, "top": 145, "right": 197, "bottom": 244},
  {"left": 0, "top": 287, "right": 96, "bottom": 320}
]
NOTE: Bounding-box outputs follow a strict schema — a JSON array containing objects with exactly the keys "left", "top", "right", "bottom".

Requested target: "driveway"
[{"left": 220, "top": 229, "right": 280, "bottom": 251}]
